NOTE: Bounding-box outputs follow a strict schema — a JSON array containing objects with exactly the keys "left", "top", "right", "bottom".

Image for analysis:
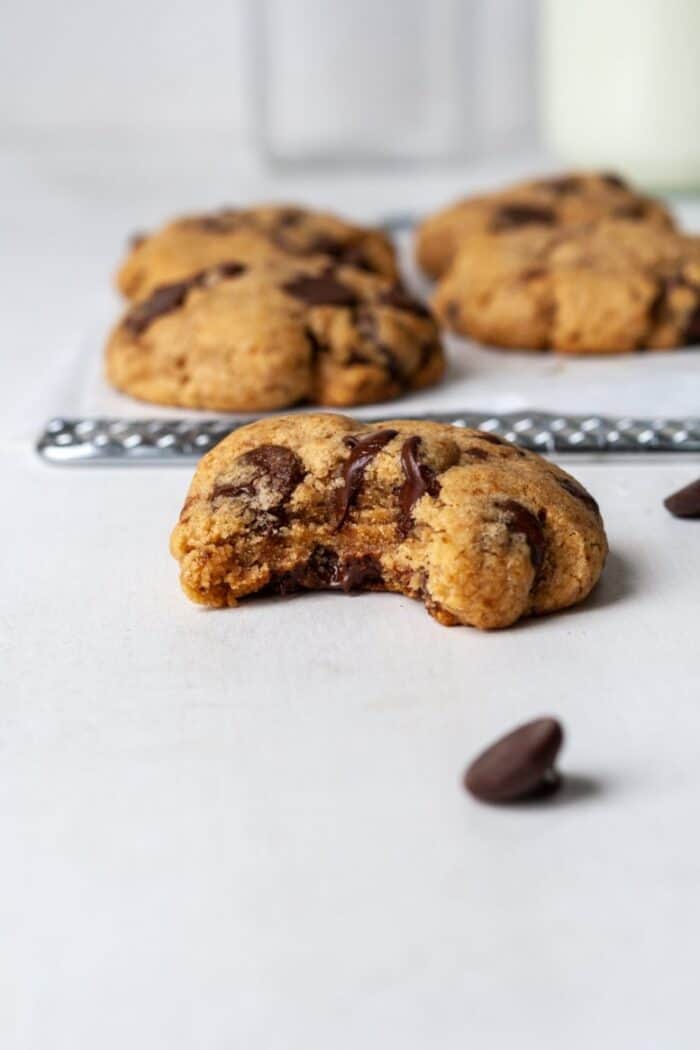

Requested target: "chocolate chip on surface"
[
  {"left": 664, "top": 477, "right": 700, "bottom": 518},
  {"left": 464, "top": 717, "right": 564, "bottom": 803}
]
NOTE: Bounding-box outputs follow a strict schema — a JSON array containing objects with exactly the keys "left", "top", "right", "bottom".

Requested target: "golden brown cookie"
[
  {"left": 118, "top": 204, "right": 399, "bottom": 300},
  {"left": 170, "top": 413, "right": 607, "bottom": 630},
  {"left": 106, "top": 256, "right": 444, "bottom": 411},
  {"left": 433, "top": 219, "right": 700, "bottom": 353},
  {"left": 416, "top": 171, "right": 674, "bottom": 280}
]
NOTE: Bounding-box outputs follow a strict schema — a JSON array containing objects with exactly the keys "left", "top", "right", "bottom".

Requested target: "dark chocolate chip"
[
  {"left": 398, "top": 436, "right": 440, "bottom": 535},
  {"left": 129, "top": 230, "right": 147, "bottom": 250},
  {"left": 684, "top": 305, "right": 700, "bottom": 345},
  {"left": 601, "top": 172, "right": 629, "bottom": 189},
  {"left": 124, "top": 279, "right": 192, "bottom": 335},
  {"left": 664, "top": 477, "right": 700, "bottom": 518},
  {"left": 557, "top": 476, "right": 600, "bottom": 516},
  {"left": 463, "top": 446, "right": 491, "bottom": 461},
  {"left": 354, "top": 307, "right": 406, "bottom": 386},
  {"left": 521, "top": 267, "right": 547, "bottom": 282},
  {"left": 213, "top": 444, "right": 304, "bottom": 524},
  {"left": 377, "top": 285, "right": 432, "bottom": 318},
  {"left": 464, "top": 717, "right": 564, "bottom": 803},
  {"left": 195, "top": 209, "right": 241, "bottom": 234},
  {"left": 275, "top": 207, "right": 305, "bottom": 228},
  {"left": 498, "top": 499, "right": 546, "bottom": 571},
  {"left": 282, "top": 271, "right": 359, "bottom": 307},
  {"left": 475, "top": 432, "right": 508, "bottom": 446},
  {"left": 305, "top": 326, "right": 325, "bottom": 359},
  {"left": 473, "top": 431, "right": 525, "bottom": 456},
  {"left": 613, "top": 203, "right": 646, "bottom": 220},
  {"left": 538, "top": 176, "right": 580, "bottom": 195},
  {"left": 491, "top": 204, "right": 556, "bottom": 232},
  {"left": 123, "top": 261, "right": 247, "bottom": 335},
  {"left": 335, "top": 429, "right": 398, "bottom": 530}
]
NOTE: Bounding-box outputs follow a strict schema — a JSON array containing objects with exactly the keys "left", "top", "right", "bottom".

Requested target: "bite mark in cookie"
[{"left": 170, "top": 414, "right": 608, "bottom": 629}]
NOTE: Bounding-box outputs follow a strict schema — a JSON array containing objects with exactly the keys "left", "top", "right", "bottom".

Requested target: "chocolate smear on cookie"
[
  {"left": 398, "top": 436, "right": 441, "bottom": 535},
  {"left": 335, "top": 429, "right": 397, "bottom": 530}
]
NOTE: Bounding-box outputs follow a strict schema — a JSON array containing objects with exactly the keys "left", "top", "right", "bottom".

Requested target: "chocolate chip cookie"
[
  {"left": 416, "top": 171, "right": 674, "bottom": 280},
  {"left": 106, "top": 256, "right": 444, "bottom": 411},
  {"left": 170, "top": 414, "right": 607, "bottom": 629},
  {"left": 433, "top": 219, "right": 700, "bottom": 353},
  {"left": 117, "top": 204, "right": 399, "bottom": 301}
]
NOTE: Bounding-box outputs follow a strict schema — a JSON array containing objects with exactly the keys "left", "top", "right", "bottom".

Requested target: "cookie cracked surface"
[
  {"left": 170, "top": 414, "right": 608, "bottom": 629},
  {"left": 106, "top": 256, "right": 444, "bottom": 412},
  {"left": 117, "top": 204, "right": 399, "bottom": 301},
  {"left": 415, "top": 170, "right": 674, "bottom": 281},
  {"left": 433, "top": 219, "right": 700, "bottom": 353}
]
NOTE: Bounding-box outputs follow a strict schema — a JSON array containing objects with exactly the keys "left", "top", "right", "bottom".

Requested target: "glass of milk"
[{"left": 540, "top": 0, "right": 700, "bottom": 190}]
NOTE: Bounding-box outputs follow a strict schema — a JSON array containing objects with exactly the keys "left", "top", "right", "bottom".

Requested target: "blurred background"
[
  {"left": 1, "top": 0, "right": 698, "bottom": 182},
  {"left": 2, "top": 0, "right": 699, "bottom": 422}
]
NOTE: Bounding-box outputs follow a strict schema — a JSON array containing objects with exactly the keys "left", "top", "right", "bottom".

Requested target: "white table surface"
[{"left": 3, "top": 135, "right": 700, "bottom": 1049}]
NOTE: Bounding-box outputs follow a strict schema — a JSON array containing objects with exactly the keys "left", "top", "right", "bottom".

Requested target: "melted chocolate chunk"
[
  {"left": 664, "top": 477, "right": 700, "bottom": 518},
  {"left": 444, "top": 300, "right": 461, "bottom": 326},
  {"left": 263, "top": 547, "right": 382, "bottom": 596},
  {"left": 558, "top": 476, "right": 600, "bottom": 516},
  {"left": 213, "top": 444, "right": 304, "bottom": 524},
  {"left": 338, "top": 554, "right": 383, "bottom": 592},
  {"left": 282, "top": 271, "right": 359, "bottom": 307},
  {"left": 335, "top": 429, "right": 398, "bottom": 530},
  {"left": 377, "top": 285, "right": 432, "bottom": 318},
  {"left": 398, "top": 436, "right": 441, "bottom": 535},
  {"left": 124, "top": 262, "right": 246, "bottom": 335},
  {"left": 684, "top": 304, "right": 700, "bottom": 345},
  {"left": 498, "top": 499, "right": 546, "bottom": 571},
  {"left": 273, "top": 546, "right": 340, "bottom": 593},
  {"left": 491, "top": 204, "right": 557, "bottom": 232},
  {"left": 464, "top": 717, "right": 564, "bottom": 803}
]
